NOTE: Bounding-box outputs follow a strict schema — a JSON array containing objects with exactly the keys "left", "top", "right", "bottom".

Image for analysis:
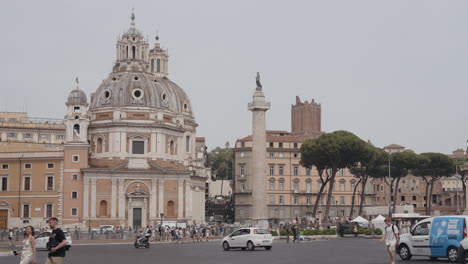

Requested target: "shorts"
[
  {"left": 386, "top": 241, "right": 397, "bottom": 251},
  {"left": 46, "top": 257, "right": 64, "bottom": 264}
]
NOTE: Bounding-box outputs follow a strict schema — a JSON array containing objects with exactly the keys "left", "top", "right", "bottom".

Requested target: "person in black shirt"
[{"left": 46, "top": 217, "right": 67, "bottom": 264}]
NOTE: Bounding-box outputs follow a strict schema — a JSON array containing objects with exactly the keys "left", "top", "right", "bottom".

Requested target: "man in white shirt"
[{"left": 379, "top": 217, "right": 399, "bottom": 264}]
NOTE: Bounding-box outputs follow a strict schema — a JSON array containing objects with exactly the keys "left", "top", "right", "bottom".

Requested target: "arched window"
[
  {"left": 151, "top": 59, "right": 154, "bottom": 72},
  {"left": 170, "top": 140, "right": 175, "bottom": 155},
  {"left": 126, "top": 46, "right": 129, "bottom": 59},
  {"left": 156, "top": 59, "right": 161, "bottom": 72},
  {"left": 269, "top": 178, "right": 275, "bottom": 190},
  {"left": 96, "top": 138, "right": 103, "bottom": 153},
  {"left": 73, "top": 124, "right": 80, "bottom": 139},
  {"left": 167, "top": 200, "right": 175, "bottom": 217},
  {"left": 132, "top": 46, "right": 136, "bottom": 59},
  {"left": 99, "top": 200, "right": 107, "bottom": 217}
]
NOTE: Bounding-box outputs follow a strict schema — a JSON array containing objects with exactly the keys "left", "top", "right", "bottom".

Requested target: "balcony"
[{"left": 248, "top": 101, "right": 271, "bottom": 110}]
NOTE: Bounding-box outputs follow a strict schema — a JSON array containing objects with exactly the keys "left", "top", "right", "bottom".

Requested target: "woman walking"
[{"left": 17, "top": 226, "right": 37, "bottom": 264}]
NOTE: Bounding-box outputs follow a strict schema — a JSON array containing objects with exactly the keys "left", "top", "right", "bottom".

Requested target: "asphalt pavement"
[{"left": 0, "top": 238, "right": 457, "bottom": 264}]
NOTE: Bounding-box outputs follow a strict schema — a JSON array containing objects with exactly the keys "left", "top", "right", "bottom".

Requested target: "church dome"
[
  {"left": 66, "top": 88, "right": 88, "bottom": 106},
  {"left": 89, "top": 72, "right": 194, "bottom": 117}
]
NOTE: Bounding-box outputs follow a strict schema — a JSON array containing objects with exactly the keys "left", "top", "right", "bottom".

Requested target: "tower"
[
  {"left": 148, "top": 35, "right": 169, "bottom": 78},
  {"left": 291, "top": 96, "right": 322, "bottom": 138},
  {"left": 63, "top": 78, "right": 90, "bottom": 226},
  {"left": 248, "top": 72, "right": 270, "bottom": 228}
]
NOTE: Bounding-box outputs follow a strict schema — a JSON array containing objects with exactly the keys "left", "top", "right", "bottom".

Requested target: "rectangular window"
[
  {"left": 240, "top": 141, "right": 245, "bottom": 148},
  {"left": 269, "top": 165, "right": 274, "bottom": 176},
  {"left": 279, "top": 142, "right": 283, "bottom": 148},
  {"left": 23, "top": 204, "right": 30, "bottom": 218},
  {"left": 46, "top": 176, "right": 54, "bottom": 191},
  {"left": 9, "top": 119, "right": 16, "bottom": 123},
  {"left": 73, "top": 106, "right": 81, "bottom": 112},
  {"left": 279, "top": 181, "right": 284, "bottom": 191},
  {"left": 24, "top": 176, "right": 31, "bottom": 191},
  {"left": 340, "top": 196, "right": 345, "bottom": 205},
  {"left": 72, "top": 174, "right": 78, "bottom": 181},
  {"left": 293, "top": 153, "right": 298, "bottom": 158},
  {"left": 269, "top": 142, "right": 274, "bottom": 148},
  {"left": 240, "top": 165, "right": 245, "bottom": 176},
  {"left": 24, "top": 163, "right": 32, "bottom": 169},
  {"left": 1, "top": 164, "right": 8, "bottom": 170},
  {"left": 279, "top": 166, "right": 284, "bottom": 176},
  {"left": 45, "top": 204, "right": 53, "bottom": 218},
  {"left": 294, "top": 196, "right": 299, "bottom": 205},
  {"left": 185, "top": 136, "right": 190, "bottom": 152},
  {"left": 71, "top": 191, "right": 78, "bottom": 199},
  {"left": 279, "top": 196, "right": 284, "bottom": 204},
  {"left": 293, "top": 142, "right": 298, "bottom": 148},
  {"left": 40, "top": 134, "right": 49, "bottom": 140},
  {"left": 293, "top": 166, "right": 299, "bottom": 176},
  {"left": 8, "top": 132, "right": 16, "bottom": 138},
  {"left": 306, "top": 197, "right": 311, "bottom": 205},
  {"left": 269, "top": 152, "right": 274, "bottom": 158},
  {"left": 72, "top": 155, "right": 79, "bottom": 162},
  {"left": 240, "top": 182, "right": 245, "bottom": 192},
  {"left": 269, "top": 195, "right": 275, "bottom": 204},
  {"left": 279, "top": 153, "right": 284, "bottom": 158},
  {"left": 1, "top": 176, "right": 7, "bottom": 191},
  {"left": 269, "top": 181, "right": 275, "bottom": 190},
  {"left": 401, "top": 196, "right": 405, "bottom": 201},
  {"left": 132, "top": 141, "right": 145, "bottom": 154},
  {"left": 47, "top": 163, "right": 54, "bottom": 169},
  {"left": 306, "top": 182, "right": 312, "bottom": 193},
  {"left": 240, "top": 152, "right": 245, "bottom": 157},
  {"left": 340, "top": 182, "right": 345, "bottom": 192},
  {"left": 57, "top": 135, "right": 64, "bottom": 140},
  {"left": 24, "top": 133, "right": 32, "bottom": 139},
  {"left": 71, "top": 208, "right": 78, "bottom": 216},
  {"left": 413, "top": 196, "right": 417, "bottom": 201},
  {"left": 306, "top": 168, "right": 311, "bottom": 176}
]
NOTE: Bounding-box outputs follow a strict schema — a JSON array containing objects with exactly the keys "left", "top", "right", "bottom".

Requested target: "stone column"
[
  {"left": 83, "top": 177, "right": 89, "bottom": 218},
  {"left": 150, "top": 133, "right": 157, "bottom": 154},
  {"left": 120, "top": 132, "right": 127, "bottom": 154},
  {"left": 178, "top": 179, "right": 184, "bottom": 219},
  {"left": 248, "top": 77, "right": 270, "bottom": 228},
  {"left": 90, "top": 178, "right": 97, "bottom": 218},
  {"left": 111, "top": 179, "right": 117, "bottom": 218},
  {"left": 158, "top": 179, "right": 165, "bottom": 217},
  {"left": 150, "top": 179, "right": 157, "bottom": 221},
  {"left": 185, "top": 180, "right": 191, "bottom": 219},
  {"left": 118, "top": 179, "right": 125, "bottom": 219}
]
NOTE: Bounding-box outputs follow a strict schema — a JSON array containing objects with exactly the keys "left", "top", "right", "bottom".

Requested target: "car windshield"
[{"left": 254, "top": 229, "right": 269, "bottom": 234}]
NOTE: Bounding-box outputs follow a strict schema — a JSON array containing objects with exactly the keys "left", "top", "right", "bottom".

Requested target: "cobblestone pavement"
[{"left": 0, "top": 238, "right": 457, "bottom": 264}]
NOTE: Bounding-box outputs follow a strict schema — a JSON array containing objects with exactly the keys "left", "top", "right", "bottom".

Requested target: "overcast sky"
[{"left": 1, "top": 0, "right": 468, "bottom": 154}]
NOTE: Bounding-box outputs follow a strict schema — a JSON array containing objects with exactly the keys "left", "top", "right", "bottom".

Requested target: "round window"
[
  {"left": 183, "top": 103, "right": 188, "bottom": 110},
  {"left": 162, "top": 93, "right": 167, "bottom": 102},
  {"left": 132, "top": 89, "right": 143, "bottom": 99},
  {"left": 134, "top": 76, "right": 139, "bottom": 81},
  {"left": 103, "top": 90, "right": 111, "bottom": 99}
]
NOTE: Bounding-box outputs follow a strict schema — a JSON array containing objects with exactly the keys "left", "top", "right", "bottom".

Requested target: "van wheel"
[
  {"left": 265, "top": 246, "right": 272, "bottom": 250},
  {"left": 398, "top": 244, "right": 412, "bottom": 260},
  {"left": 223, "top": 242, "right": 230, "bottom": 251},
  {"left": 447, "top": 247, "right": 458, "bottom": 263},
  {"left": 247, "top": 241, "right": 255, "bottom": 251}
]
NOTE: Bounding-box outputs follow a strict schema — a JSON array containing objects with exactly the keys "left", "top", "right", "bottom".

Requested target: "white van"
[{"left": 397, "top": 216, "right": 468, "bottom": 263}]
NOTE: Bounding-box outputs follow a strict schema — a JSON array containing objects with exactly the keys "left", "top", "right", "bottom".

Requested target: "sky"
[{"left": 1, "top": 0, "right": 468, "bottom": 154}]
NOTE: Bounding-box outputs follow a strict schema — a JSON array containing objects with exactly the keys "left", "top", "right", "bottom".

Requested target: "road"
[{"left": 1, "top": 238, "right": 456, "bottom": 264}]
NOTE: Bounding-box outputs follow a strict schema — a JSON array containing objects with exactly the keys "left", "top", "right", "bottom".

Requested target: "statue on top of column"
[{"left": 256, "top": 72, "right": 262, "bottom": 90}]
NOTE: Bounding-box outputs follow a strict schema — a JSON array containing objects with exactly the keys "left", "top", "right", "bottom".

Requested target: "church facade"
[{"left": 0, "top": 14, "right": 209, "bottom": 229}]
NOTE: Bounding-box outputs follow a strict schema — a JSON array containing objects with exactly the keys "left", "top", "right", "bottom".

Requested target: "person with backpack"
[{"left": 379, "top": 217, "right": 399, "bottom": 264}]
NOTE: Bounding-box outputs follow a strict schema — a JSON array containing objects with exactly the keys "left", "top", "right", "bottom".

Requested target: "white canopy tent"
[
  {"left": 371, "top": 215, "right": 386, "bottom": 231},
  {"left": 351, "top": 216, "right": 369, "bottom": 227}
]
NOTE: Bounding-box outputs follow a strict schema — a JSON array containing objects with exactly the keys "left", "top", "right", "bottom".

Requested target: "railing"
[{"left": 248, "top": 101, "right": 271, "bottom": 108}]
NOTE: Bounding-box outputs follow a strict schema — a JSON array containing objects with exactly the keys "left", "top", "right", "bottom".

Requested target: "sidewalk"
[{"left": 0, "top": 238, "right": 223, "bottom": 247}]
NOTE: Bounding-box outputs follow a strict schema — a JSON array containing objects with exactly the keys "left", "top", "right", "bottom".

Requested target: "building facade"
[
  {"left": 233, "top": 97, "right": 375, "bottom": 225},
  {"left": 0, "top": 13, "right": 209, "bottom": 229}
]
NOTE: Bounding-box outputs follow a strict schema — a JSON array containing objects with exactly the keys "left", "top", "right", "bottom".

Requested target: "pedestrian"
[
  {"left": 15, "top": 226, "right": 37, "bottom": 264},
  {"left": 9, "top": 229, "right": 13, "bottom": 244},
  {"left": 46, "top": 217, "right": 67, "bottom": 264},
  {"left": 379, "top": 217, "right": 399, "bottom": 264},
  {"left": 285, "top": 224, "right": 290, "bottom": 243},
  {"left": 292, "top": 225, "right": 297, "bottom": 243},
  {"left": 353, "top": 224, "right": 359, "bottom": 238}
]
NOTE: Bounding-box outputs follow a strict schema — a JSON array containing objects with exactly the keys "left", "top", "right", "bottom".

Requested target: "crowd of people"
[{"left": 132, "top": 223, "right": 226, "bottom": 243}]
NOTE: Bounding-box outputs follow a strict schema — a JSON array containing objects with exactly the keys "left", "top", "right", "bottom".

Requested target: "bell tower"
[
  {"left": 148, "top": 34, "right": 169, "bottom": 77},
  {"left": 64, "top": 78, "right": 89, "bottom": 143}
]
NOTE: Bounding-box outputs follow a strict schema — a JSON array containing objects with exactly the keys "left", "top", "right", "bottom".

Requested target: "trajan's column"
[{"left": 248, "top": 72, "right": 270, "bottom": 228}]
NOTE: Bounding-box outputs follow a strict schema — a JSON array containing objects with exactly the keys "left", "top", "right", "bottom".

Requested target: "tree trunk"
[
  {"left": 387, "top": 178, "right": 396, "bottom": 216},
  {"left": 358, "top": 176, "right": 369, "bottom": 216},
  {"left": 423, "top": 178, "right": 430, "bottom": 215},
  {"left": 312, "top": 178, "right": 329, "bottom": 220},
  {"left": 324, "top": 168, "right": 338, "bottom": 224},
  {"left": 392, "top": 177, "right": 402, "bottom": 214},
  {"left": 428, "top": 180, "right": 435, "bottom": 215},
  {"left": 462, "top": 175, "right": 466, "bottom": 209},
  {"left": 349, "top": 178, "right": 362, "bottom": 219}
]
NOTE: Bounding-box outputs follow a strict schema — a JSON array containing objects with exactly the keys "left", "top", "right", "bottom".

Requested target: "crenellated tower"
[{"left": 291, "top": 96, "right": 322, "bottom": 138}]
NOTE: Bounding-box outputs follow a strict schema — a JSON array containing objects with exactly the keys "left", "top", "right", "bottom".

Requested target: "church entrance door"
[{"left": 133, "top": 208, "right": 142, "bottom": 228}]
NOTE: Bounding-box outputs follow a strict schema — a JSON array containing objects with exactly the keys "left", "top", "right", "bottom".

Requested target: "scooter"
[{"left": 134, "top": 235, "right": 150, "bottom": 248}]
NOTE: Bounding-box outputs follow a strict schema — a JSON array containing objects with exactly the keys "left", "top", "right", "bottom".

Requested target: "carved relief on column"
[{"left": 90, "top": 178, "right": 97, "bottom": 218}]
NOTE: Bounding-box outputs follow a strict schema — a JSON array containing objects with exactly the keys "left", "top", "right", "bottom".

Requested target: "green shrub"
[
  {"left": 279, "top": 230, "right": 287, "bottom": 236},
  {"left": 364, "top": 229, "right": 372, "bottom": 235},
  {"left": 270, "top": 230, "right": 278, "bottom": 236},
  {"left": 374, "top": 228, "right": 383, "bottom": 235}
]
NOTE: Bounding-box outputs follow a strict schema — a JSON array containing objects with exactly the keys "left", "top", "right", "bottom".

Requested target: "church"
[{"left": 0, "top": 13, "right": 209, "bottom": 229}]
